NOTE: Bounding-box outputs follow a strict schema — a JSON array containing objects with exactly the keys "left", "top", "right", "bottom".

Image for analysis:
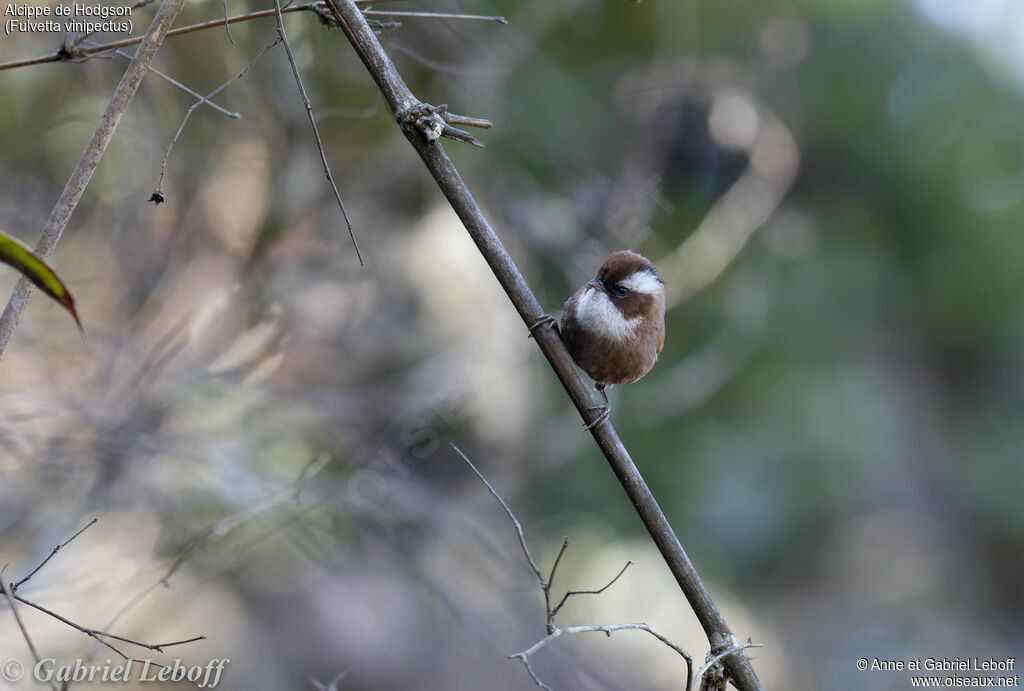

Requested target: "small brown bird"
[{"left": 533, "top": 250, "right": 666, "bottom": 429}]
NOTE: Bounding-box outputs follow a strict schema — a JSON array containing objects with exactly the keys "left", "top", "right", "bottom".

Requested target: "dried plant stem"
[
  {"left": 326, "top": 3, "right": 764, "bottom": 689},
  {"left": 0, "top": 0, "right": 188, "bottom": 361}
]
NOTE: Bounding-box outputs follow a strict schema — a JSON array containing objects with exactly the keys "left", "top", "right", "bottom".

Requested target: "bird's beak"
[{"left": 587, "top": 279, "right": 604, "bottom": 292}]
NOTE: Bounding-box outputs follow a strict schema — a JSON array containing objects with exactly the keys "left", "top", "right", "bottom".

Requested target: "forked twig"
[
  {"left": 11, "top": 517, "right": 97, "bottom": 591},
  {"left": 694, "top": 639, "right": 764, "bottom": 690},
  {"left": 509, "top": 623, "right": 694, "bottom": 691},
  {"left": 154, "top": 39, "right": 282, "bottom": 197},
  {"left": 549, "top": 560, "right": 632, "bottom": 620},
  {"left": 99, "top": 44, "right": 240, "bottom": 118},
  {"left": 452, "top": 444, "right": 692, "bottom": 690},
  {"left": 2, "top": 519, "right": 206, "bottom": 686}
]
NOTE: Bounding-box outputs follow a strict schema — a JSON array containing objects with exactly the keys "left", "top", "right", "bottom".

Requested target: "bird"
[{"left": 531, "top": 250, "right": 666, "bottom": 429}]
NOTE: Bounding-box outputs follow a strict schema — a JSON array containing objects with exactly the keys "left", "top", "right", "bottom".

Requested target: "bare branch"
[
  {"left": 442, "top": 112, "right": 492, "bottom": 130},
  {"left": 549, "top": 560, "right": 633, "bottom": 621},
  {"left": 542, "top": 537, "right": 569, "bottom": 631},
  {"left": 693, "top": 639, "right": 764, "bottom": 690},
  {"left": 11, "top": 517, "right": 98, "bottom": 591},
  {"left": 220, "top": 0, "right": 234, "bottom": 43},
  {"left": 0, "top": 569, "right": 59, "bottom": 691},
  {"left": 546, "top": 538, "right": 569, "bottom": 592},
  {"left": 99, "top": 44, "right": 240, "bottom": 118},
  {"left": 450, "top": 443, "right": 543, "bottom": 583},
  {"left": 89, "top": 453, "right": 331, "bottom": 648},
  {"left": 12, "top": 593, "right": 204, "bottom": 654},
  {"left": 0, "top": 1, "right": 388, "bottom": 72},
  {"left": 272, "top": 0, "right": 363, "bottom": 265},
  {"left": 324, "top": 2, "right": 764, "bottom": 688},
  {"left": 0, "top": 0, "right": 188, "bottom": 361},
  {"left": 510, "top": 623, "right": 694, "bottom": 691},
  {"left": 362, "top": 10, "right": 507, "bottom": 24},
  {"left": 155, "top": 39, "right": 282, "bottom": 196}
]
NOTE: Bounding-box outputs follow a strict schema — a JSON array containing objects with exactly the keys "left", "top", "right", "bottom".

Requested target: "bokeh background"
[{"left": 1, "top": 0, "right": 1023, "bottom": 689}]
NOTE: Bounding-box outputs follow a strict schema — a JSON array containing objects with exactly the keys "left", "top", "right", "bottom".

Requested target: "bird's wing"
[{"left": 657, "top": 329, "right": 665, "bottom": 354}]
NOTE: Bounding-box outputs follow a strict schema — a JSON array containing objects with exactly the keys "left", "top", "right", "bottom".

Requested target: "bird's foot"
[
  {"left": 583, "top": 404, "right": 611, "bottom": 430},
  {"left": 528, "top": 313, "right": 559, "bottom": 339},
  {"left": 582, "top": 385, "right": 611, "bottom": 430}
]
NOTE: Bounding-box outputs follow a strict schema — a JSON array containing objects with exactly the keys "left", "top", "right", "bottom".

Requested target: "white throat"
[{"left": 573, "top": 286, "right": 642, "bottom": 342}]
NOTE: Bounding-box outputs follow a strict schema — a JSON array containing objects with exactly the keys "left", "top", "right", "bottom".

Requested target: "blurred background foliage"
[{"left": 1, "top": 0, "right": 1023, "bottom": 689}]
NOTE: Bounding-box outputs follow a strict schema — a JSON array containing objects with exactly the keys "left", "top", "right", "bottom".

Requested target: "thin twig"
[
  {"left": 362, "top": 10, "right": 507, "bottom": 24},
  {"left": 0, "top": 0, "right": 188, "bottom": 360},
  {"left": 543, "top": 537, "right": 569, "bottom": 631},
  {"left": 155, "top": 39, "right": 281, "bottom": 194},
  {"left": 100, "top": 44, "right": 240, "bottom": 118},
  {"left": 0, "top": 0, "right": 390, "bottom": 72},
  {"left": 509, "top": 624, "right": 694, "bottom": 691},
  {"left": 442, "top": 112, "right": 492, "bottom": 129},
  {"left": 220, "top": 0, "right": 234, "bottom": 43},
  {"left": 272, "top": 0, "right": 363, "bottom": 265},
  {"left": 11, "top": 517, "right": 98, "bottom": 591},
  {"left": 1, "top": 569, "right": 60, "bottom": 691},
  {"left": 87, "top": 453, "right": 331, "bottom": 657},
  {"left": 323, "top": 3, "right": 764, "bottom": 688},
  {"left": 453, "top": 445, "right": 691, "bottom": 690},
  {"left": 549, "top": 560, "right": 633, "bottom": 620},
  {"left": 13, "top": 594, "right": 204, "bottom": 653},
  {"left": 693, "top": 640, "right": 764, "bottom": 690},
  {"left": 451, "top": 443, "right": 543, "bottom": 582}
]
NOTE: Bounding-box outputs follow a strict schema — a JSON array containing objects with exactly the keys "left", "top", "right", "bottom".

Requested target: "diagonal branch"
[
  {"left": 11, "top": 517, "right": 97, "bottom": 592},
  {"left": 0, "top": 0, "right": 189, "bottom": 361},
  {"left": 323, "top": 2, "right": 764, "bottom": 689}
]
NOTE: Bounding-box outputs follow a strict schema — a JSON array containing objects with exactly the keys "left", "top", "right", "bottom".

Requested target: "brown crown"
[{"left": 595, "top": 250, "right": 660, "bottom": 285}]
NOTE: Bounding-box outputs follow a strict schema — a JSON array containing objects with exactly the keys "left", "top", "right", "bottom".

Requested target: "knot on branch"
[
  {"left": 310, "top": 1, "right": 340, "bottom": 28},
  {"left": 56, "top": 41, "right": 82, "bottom": 61},
  {"left": 399, "top": 103, "right": 488, "bottom": 148}
]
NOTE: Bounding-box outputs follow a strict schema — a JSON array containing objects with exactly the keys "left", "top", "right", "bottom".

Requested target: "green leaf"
[{"left": 0, "top": 229, "right": 82, "bottom": 331}]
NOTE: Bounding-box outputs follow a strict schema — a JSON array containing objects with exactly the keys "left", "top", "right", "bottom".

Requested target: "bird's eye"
[{"left": 612, "top": 285, "right": 629, "bottom": 298}]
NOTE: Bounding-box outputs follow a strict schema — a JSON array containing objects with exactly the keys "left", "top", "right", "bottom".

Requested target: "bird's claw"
[
  {"left": 528, "top": 313, "right": 559, "bottom": 339},
  {"left": 582, "top": 385, "right": 611, "bottom": 430},
  {"left": 583, "top": 404, "right": 611, "bottom": 430}
]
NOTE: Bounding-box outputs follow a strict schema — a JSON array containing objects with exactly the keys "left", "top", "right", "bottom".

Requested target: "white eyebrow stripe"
[{"left": 619, "top": 269, "right": 662, "bottom": 294}]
